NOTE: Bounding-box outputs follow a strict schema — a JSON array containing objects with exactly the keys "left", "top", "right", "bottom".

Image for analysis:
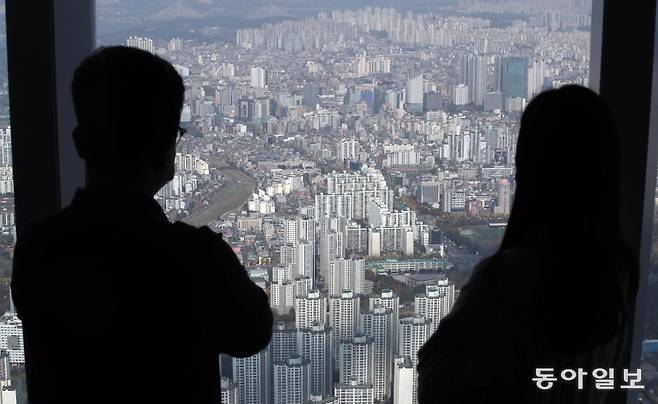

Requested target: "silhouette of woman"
[{"left": 417, "top": 85, "right": 636, "bottom": 404}]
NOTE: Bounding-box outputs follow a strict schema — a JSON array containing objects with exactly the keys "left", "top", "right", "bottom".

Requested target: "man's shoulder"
[
  {"left": 169, "top": 222, "right": 228, "bottom": 252},
  {"left": 170, "top": 222, "right": 221, "bottom": 240},
  {"left": 17, "top": 207, "right": 76, "bottom": 247}
]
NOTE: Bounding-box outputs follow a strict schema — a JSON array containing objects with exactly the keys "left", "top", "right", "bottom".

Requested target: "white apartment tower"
[
  {"left": 270, "top": 323, "right": 298, "bottom": 364},
  {"left": 233, "top": 349, "right": 269, "bottom": 404},
  {"left": 414, "top": 284, "right": 452, "bottom": 333},
  {"left": 271, "top": 281, "right": 295, "bottom": 315},
  {"left": 360, "top": 306, "right": 394, "bottom": 400},
  {"left": 398, "top": 315, "right": 432, "bottom": 404},
  {"left": 293, "top": 275, "right": 313, "bottom": 298},
  {"left": 295, "top": 290, "right": 328, "bottom": 329},
  {"left": 220, "top": 377, "right": 238, "bottom": 404},
  {"left": 0, "top": 313, "right": 23, "bottom": 364},
  {"left": 494, "top": 178, "right": 512, "bottom": 215},
  {"left": 369, "top": 289, "right": 399, "bottom": 354},
  {"left": 338, "top": 334, "right": 374, "bottom": 384},
  {"left": 250, "top": 67, "right": 267, "bottom": 88},
  {"left": 329, "top": 290, "right": 360, "bottom": 367},
  {"left": 297, "top": 242, "right": 315, "bottom": 282},
  {"left": 435, "top": 278, "right": 456, "bottom": 312},
  {"left": 393, "top": 356, "right": 414, "bottom": 404},
  {"left": 297, "top": 216, "right": 316, "bottom": 244},
  {"left": 328, "top": 258, "right": 365, "bottom": 296},
  {"left": 284, "top": 218, "right": 299, "bottom": 245},
  {"left": 298, "top": 322, "right": 334, "bottom": 397},
  {"left": 126, "top": 36, "right": 154, "bottom": 53},
  {"left": 273, "top": 356, "right": 311, "bottom": 404},
  {"left": 320, "top": 231, "right": 344, "bottom": 282},
  {"left": 334, "top": 379, "right": 374, "bottom": 404}
]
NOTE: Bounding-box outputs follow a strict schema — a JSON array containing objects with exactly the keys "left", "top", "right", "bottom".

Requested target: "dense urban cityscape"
[{"left": 0, "top": 0, "right": 654, "bottom": 403}]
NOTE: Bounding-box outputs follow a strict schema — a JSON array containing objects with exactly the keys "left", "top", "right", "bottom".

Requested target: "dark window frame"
[{"left": 4, "top": 1, "right": 657, "bottom": 403}]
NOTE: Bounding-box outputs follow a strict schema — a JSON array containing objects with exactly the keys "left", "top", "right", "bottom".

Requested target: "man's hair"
[{"left": 72, "top": 46, "right": 185, "bottom": 166}]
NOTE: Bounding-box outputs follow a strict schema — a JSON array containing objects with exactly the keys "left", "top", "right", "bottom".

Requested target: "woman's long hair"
[{"left": 500, "top": 85, "right": 630, "bottom": 354}]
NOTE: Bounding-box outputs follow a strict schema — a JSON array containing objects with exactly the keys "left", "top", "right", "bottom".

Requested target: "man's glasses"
[{"left": 176, "top": 127, "right": 187, "bottom": 144}]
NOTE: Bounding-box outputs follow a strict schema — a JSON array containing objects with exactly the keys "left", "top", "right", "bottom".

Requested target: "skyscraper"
[
  {"left": 295, "top": 290, "right": 328, "bottom": 329},
  {"left": 420, "top": 181, "right": 441, "bottom": 204},
  {"left": 298, "top": 323, "right": 334, "bottom": 397},
  {"left": 320, "top": 231, "right": 344, "bottom": 282},
  {"left": 303, "top": 83, "right": 320, "bottom": 109},
  {"left": 273, "top": 356, "right": 311, "bottom": 404},
  {"left": 467, "top": 56, "right": 487, "bottom": 106},
  {"left": 329, "top": 290, "right": 360, "bottom": 367},
  {"left": 369, "top": 289, "right": 399, "bottom": 354},
  {"left": 220, "top": 377, "right": 238, "bottom": 404},
  {"left": 334, "top": 379, "right": 374, "bottom": 404},
  {"left": 328, "top": 258, "right": 365, "bottom": 296},
  {"left": 233, "top": 349, "right": 270, "bottom": 404},
  {"left": 297, "top": 242, "right": 315, "bottom": 282},
  {"left": 271, "top": 280, "right": 295, "bottom": 315},
  {"left": 398, "top": 315, "right": 432, "bottom": 404},
  {"left": 0, "top": 313, "right": 23, "bottom": 364},
  {"left": 494, "top": 178, "right": 512, "bottom": 215},
  {"left": 338, "top": 334, "right": 374, "bottom": 384},
  {"left": 284, "top": 218, "right": 299, "bottom": 245},
  {"left": 501, "top": 57, "right": 529, "bottom": 101},
  {"left": 270, "top": 323, "right": 298, "bottom": 365},
  {"left": 414, "top": 285, "right": 452, "bottom": 333},
  {"left": 250, "top": 67, "right": 267, "bottom": 88},
  {"left": 405, "top": 75, "right": 423, "bottom": 114},
  {"left": 293, "top": 275, "right": 313, "bottom": 298},
  {"left": 392, "top": 356, "right": 414, "bottom": 404},
  {"left": 360, "top": 306, "right": 394, "bottom": 400},
  {"left": 452, "top": 84, "right": 469, "bottom": 105}
]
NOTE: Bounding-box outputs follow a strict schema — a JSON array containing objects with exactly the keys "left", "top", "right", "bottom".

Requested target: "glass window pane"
[{"left": 97, "top": 1, "right": 597, "bottom": 403}]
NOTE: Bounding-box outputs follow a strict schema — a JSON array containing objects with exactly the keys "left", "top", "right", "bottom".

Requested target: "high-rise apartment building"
[
  {"left": 271, "top": 280, "right": 295, "bottom": 315},
  {"left": 126, "top": 36, "right": 154, "bottom": 53},
  {"left": 393, "top": 356, "right": 414, "bottom": 404},
  {"left": 297, "top": 242, "right": 315, "bottom": 282},
  {"left": 501, "top": 57, "right": 529, "bottom": 101},
  {"left": 360, "top": 306, "right": 394, "bottom": 400},
  {"left": 328, "top": 258, "right": 365, "bottom": 296},
  {"left": 338, "top": 334, "right": 374, "bottom": 384},
  {"left": 334, "top": 379, "right": 374, "bottom": 404},
  {"left": 270, "top": 323, "right": 299, "bottom": 364},
  {"left": 273, "top": 356, "right": 311, "bottom": 404},
  {"left": 250, "top": 67, "right": 268, "bottom": 88},
  {"left": 460, "top": 55, "right": 487, "bottom": 106},
  {"left": 494, "top": 178, "right": 512, "bottom": 215},
  {"left": 369, "top": 290, "right": 400, "bottom": 355},
  {"left": 452, "top": 84, "right": 469, "bottom": 105},
  {"left": 329, "top": 290, "right": 360, "bottom": 367},
  {"left": 414, "top": 285, "right": 452, "bottom": 333},
  {"left": 419, "top": 181, "right": 441, "bottom": 204},
  {"left": 398, "top": 315, "right": 432, "bottom": 404},
  {"left": 220, "top": 377, "right": 238, "bottom": 404},
  {"left": 298, "top": 323, "right": 334, "bottom": 397},
  {"left": 405, "top": 75, "right": 423, "bottom": 114},
  {"left": 233, "top": 349, "right": 270, "bottom": 404},
  {"left": 0, "top": 313, "right": 23, "bottom": 364},
  {"left": 295, "top": 290, "right": 328, "bottom": 329},
  {"left": 320, "top": 231, "right": 344, "bottom": 282}
]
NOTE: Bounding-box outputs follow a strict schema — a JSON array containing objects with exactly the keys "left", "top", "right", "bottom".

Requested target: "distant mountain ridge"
[{"left": 147, "top": 0, "right": 205, "bottom": 21}]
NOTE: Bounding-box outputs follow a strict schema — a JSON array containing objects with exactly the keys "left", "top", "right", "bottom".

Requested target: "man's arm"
[{"left": 194, "top": 226, "right": 273, "bottom": 358}]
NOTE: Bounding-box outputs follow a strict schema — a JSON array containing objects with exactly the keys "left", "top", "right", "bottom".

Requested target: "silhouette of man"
[{"left": 11, "top": 46, "right": 273, "bottom": 404}]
